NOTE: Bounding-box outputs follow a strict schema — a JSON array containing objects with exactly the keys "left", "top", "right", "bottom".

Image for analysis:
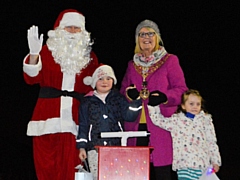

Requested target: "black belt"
[{"left": 39, "top": 87, "right": 84, "bottom": 101}]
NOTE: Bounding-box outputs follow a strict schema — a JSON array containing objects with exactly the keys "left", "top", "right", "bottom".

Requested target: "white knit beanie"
[{"left": 83, "top": 65, "right": 117, "bottom": 89}]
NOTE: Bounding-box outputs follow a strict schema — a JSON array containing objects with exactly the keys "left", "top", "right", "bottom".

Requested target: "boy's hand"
[{"left": 79, "top": 148, "right": 87, "bottom": 161}]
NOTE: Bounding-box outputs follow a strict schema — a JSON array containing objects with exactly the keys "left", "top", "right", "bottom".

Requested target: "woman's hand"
[{"left": 126, "top": 84, "right": 140, "bottom": 100}]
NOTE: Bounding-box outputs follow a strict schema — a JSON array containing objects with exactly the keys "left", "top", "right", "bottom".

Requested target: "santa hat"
[
  {"left": 83, "top": 64, "right": 117, "bottom": 89},
  {"left": 48, "top": 9, "right": 85, "bottom": 37},
  {"left": 55, "top": 9, "right": 85, "bottom": 29}
]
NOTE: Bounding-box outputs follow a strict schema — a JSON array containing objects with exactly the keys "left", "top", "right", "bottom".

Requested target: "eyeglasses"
[{"left": 138, "top": 32, "right": 156, "bottom": 38}]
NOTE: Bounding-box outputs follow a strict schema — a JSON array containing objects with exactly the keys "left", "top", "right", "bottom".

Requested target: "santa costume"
[{"left": 23, "top": 9, "right": 98, "bottom": 180}]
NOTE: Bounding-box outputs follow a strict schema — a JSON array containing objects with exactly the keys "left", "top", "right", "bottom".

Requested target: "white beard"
[{"left": 46, "top": 28, "right": 93, "bottom": 75}]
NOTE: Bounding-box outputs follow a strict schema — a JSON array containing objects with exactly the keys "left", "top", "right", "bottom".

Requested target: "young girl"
[
  {"left": 76, "top": 65, "right": 142, "bottom": 180},
  {"left": 148, "top": 89, "right": 221, "bottom": 180}
]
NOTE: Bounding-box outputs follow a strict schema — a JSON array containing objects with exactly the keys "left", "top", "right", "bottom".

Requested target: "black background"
[{"left": 1, "top": 1, "right": 239, "bottom": 179}]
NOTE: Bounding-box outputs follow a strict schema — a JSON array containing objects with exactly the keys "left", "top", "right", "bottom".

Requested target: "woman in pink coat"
[{"left": 120, "top": 19, "right": 188, "bottom": 179}]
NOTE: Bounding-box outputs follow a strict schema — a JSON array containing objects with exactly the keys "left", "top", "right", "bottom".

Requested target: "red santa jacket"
[{"left": 23, "top": 45, "right": 98, "bottom": 136}]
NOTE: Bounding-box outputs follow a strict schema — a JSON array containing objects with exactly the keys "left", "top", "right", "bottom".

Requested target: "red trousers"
[{"left": 33, "top": 133, "right": 81, "bottom": 180}]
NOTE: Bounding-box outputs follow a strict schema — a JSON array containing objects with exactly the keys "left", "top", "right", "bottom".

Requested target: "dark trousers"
[
  {"left": 152, "top": 164, "right": 177, "bottom": 180},
  {"left": 137, "top": 124, "right": 177, "bottom": 180}
]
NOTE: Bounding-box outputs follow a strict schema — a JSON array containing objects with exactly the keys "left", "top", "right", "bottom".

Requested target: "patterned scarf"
[{"left": 133, "top": 46, "right": 167, "bottom": 67}]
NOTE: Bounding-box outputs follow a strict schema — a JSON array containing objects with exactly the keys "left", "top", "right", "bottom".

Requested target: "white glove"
[{"left": 27, "top": 25, "right": 43, "bottom": 55}]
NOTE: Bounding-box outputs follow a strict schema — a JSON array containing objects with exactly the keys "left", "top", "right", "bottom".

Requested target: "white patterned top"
[{"left": 148, "top": 106, "right": 221, "bottom": 171}]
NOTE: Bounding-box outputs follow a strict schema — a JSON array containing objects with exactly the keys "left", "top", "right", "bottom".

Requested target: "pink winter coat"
[{"left": 120, "top": 53, "right": 188, "bottom": 166}]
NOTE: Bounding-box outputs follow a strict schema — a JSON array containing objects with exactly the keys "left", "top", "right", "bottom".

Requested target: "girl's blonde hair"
[
  {"left": 176, "top": 89, "right": 207, "bottom": 113},
  {"left": 134, "top": 27, "right": 163, "bottom": 54}
]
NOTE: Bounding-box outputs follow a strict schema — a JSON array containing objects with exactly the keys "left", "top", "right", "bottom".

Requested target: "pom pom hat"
[
  {"left": 83, "top": 65, "right": 117, "bottom": 89},
  {"left": 135, "top": 19, "right": 160, "bottom": 40}
]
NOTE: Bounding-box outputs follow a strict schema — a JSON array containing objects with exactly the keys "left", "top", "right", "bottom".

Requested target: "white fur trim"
[
  {"left": 27, "top": 117, "right": 78, "bottom": 136},
  {"left": 23, "top": 54, "right": 42, "bottom": 77},
  {"left": 59, "top": 12, "right": 85, "bottom": 29},
  {"left": 47, "top": 30, "right": 55, "bottom": 38},
  {"left": 60, "top": 74, "right": 75, "bottom": 136}
]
